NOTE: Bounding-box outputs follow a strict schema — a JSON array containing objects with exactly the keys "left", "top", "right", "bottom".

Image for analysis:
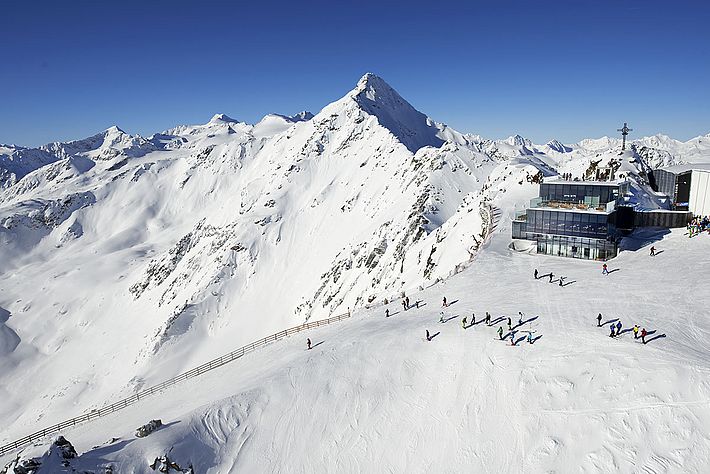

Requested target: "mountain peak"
[
  {"left": 105, "top": 125, "right": 126, "bottom": 135},
  {"left": 345, "top": 73, "right": 445, "bottom": 152},
  {"left": 209, "top": 113, "right": 239, "bottom": 124}
]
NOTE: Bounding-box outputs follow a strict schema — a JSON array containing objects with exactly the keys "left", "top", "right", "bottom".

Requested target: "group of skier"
[
  {"left": 596, "top": 313, "right": 651, "bottom": 344},
  {"left": 687, "top": 216, "right": 709, "bottom": 238},
  {"left": 533, "top": 268, "right": 567, "bottom": 286}
]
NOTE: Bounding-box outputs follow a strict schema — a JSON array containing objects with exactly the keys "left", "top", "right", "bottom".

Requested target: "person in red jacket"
[{"left": 641, "top": 328, "right": 648, "bottom": 344}]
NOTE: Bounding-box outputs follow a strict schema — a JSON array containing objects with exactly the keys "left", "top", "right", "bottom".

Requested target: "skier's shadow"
[
  {"left": 415, "top": 301, "right": 426, "bottom": 308},
  {"left": 531, "top": 334, "right": 543, "bottom": 343},
  {"left": 646, "top": 333, "right": 666, "bottom": 344},
  {"left": 608, "top": 269, "right": 620, "bottom": 274},
  {"left": 654, "top": 250, "right": 665, "bottom": 256},
  {"left": 562, "top": 280, "right": 576, "bottom": 287},
  {"left": 441, "top": 315, "right": 458, "bottom": 323},
  {"left": 447, "top": 300, "right": 460, "bottom": 306},
  {"left": 472, "top": 318, "right": 487, "bottom": 325},
  {"left": 602, "top": 318, "right": 619, "bottom": 327},
  {"left": 311, "top": 341, "right": 325, "bottom": 349},
  {"left": 427, "top": 331, "right": 441, "bottom": 341},
  {"left": 489, "top": 317, "right": 506, "bottom": 326},
  {"left": 388, "top": 311, "right": 401, "bottom": 317},
  {"left": 618, "top": 328, "right": 633, "bottom": 335},
  {"left": 513, "top": 316, "right": 538, "bottom": 330},
  {"left": 514, "top": 336, "right": 526, "bottom": 345}
]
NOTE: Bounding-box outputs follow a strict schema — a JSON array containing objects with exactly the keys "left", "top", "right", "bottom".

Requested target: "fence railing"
[{"left": 0, "top": 311, "right": 351, "bottom": 457}]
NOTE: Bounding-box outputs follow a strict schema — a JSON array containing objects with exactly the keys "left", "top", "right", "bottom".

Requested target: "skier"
[
  {"left": 485, "top": 312, "right": 491, "bottom": 326},
  {"left": 534, "top": 268, "right": 539, "bottom": 279},
  {"left": 549, "top": 273, "right": 554, "bottom": 283},
  {"left": 616, "top": 320, "right": 622, "bottom": 335},
  {"left": 597, "top": 313, "right": 603, "bottom": 327},
  {"left": 405, "top": 296, "right": 410, "bottom": 309},
  {"left": 402, "top": 300, "right": 407, "bottom": 311},
  {"left": 510, "top": 332, "right": 517, "bottom": 346},
  {"left": 507, "top": 317, "right": 512, "bottom": 331},
  {"left": 633, "top": 325, "right": 640, "bottom": 339},
  {"left": 609, "top": 326, "right": 615, "bottom": 338},
  {"left": 518, "top": 312, "right": 524, "bottom": 326},
  {"left": 462, "top": 316, "right": 467, "bottom": 329},
  {"left": 497, "top": 326, "right": 504, "bottom": 340},
  {"left": 650, "top": 246, "right": 656, "bottom": 257},
  {"left": 426, "top": 329, "right": 431, "bottom": 341},
  {"left": 559, "top": 277, "right": 564, "bottom": 287},
  {"left": 385, "top": 308, "right": 390, "bottom": 318},
  {"left": 307, "top": 338, "right": 312, "bottom": 350},
  {"left": 439, "top": 312, "right": 445, "bottom": 323},
  {"left": 471, "top": 313, "right": 476, "bottom": 325},
  {"left": 442, "top": 297, "right": 448, "bottom": 307},
  {"left": 527, "top": 332, "right": 534, "bottom": 344},
  {"left": 641, "top": 327, "right": 648, "bottom": 344},
  {"left": 602, "top": 263, "right": 609, "bottom": 275}
]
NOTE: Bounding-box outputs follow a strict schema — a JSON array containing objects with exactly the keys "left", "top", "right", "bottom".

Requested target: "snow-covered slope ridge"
[
  {"left": 5, "top": 227, "right": 710, "bottom": 473},
  {"left": 0, "top": 72, "right": 707, "bottom": 467}
]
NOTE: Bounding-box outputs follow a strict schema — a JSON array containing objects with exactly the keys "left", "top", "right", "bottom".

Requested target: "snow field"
[{"left": 5, "top": 227, "right": 709, "bottom": 473}]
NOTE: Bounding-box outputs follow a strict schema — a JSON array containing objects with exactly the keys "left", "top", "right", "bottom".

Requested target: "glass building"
[{"left": 512, "top": 179, "right": 624, "bottom": 261}]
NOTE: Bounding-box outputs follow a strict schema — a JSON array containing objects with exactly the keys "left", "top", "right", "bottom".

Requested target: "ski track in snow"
[{"left": 2, "top": 227, "right": 709, "bottom": 473}]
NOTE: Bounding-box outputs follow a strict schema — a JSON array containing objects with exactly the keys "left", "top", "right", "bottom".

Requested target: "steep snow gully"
[{"left": 1, "top": 72, "right": 710, "bottom": 472}]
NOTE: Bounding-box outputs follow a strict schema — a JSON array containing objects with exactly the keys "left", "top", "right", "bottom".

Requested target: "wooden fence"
[{"left": 0, "top": 312, "right": 351, "bottom": 457}]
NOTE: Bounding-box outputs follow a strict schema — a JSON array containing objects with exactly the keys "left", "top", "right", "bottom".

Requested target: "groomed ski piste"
[{"left": 4, "top": 225, "right": 710, "bottom": 473}]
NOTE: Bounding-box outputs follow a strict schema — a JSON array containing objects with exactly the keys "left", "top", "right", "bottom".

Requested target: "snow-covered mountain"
[{"left": 0, "top": 73, "right": 708, "bottom": 471}]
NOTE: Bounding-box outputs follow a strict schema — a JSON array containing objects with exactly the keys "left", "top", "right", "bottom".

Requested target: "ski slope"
[{"left": 6, "top": 226, "right": 710, "bottom": 473}]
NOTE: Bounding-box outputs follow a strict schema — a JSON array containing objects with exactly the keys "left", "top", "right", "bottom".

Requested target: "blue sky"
[{"left": 1, "top": 0, "right": 708, "bottom": 147}]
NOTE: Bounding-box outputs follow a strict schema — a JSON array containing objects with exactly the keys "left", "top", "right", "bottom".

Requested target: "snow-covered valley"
[{"left": 1, "top": 73, "right": 709, "bottom": 473}]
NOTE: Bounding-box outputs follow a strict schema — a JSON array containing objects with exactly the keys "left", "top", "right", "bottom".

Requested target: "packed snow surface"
[
  {"left": 4, "top": 227, "right": 710, "bottom": 473},
  {"left": 0, "top": 72, "right": 709, "bottom": 472}
]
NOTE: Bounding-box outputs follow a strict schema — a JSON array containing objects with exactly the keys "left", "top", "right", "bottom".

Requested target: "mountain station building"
[
  {"left": 653, "top": 164, "right": 710, "bottom": 216},
  {"left": 512, "top": 176, "right": 692, "bottom": 261}
]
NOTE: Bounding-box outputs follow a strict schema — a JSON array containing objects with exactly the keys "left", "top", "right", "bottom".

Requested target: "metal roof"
[{"left": 658, "top": 163, "right": 710, "bottom": 174}]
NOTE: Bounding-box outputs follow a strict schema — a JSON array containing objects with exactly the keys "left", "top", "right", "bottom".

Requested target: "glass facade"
[
  {"left": 539, "top": 183, "right": 619, "bottom": 205},
  {"left": 534, "top": 235, "right": 617, "bottom": 260},
  {"left": 511, "top": 209, "right": 617, "bottom": 260},
  {"left": 526, "top": 209, "right": 609, "bottom": 239}
]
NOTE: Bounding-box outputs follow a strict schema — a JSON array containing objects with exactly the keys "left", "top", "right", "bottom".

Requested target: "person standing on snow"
[
  {"left": 650, "top": 246, "right": 656, "bottom": 257},
  {"left": 602, "top": 263, "right": 609, "bottom": 275},
  {"left": 507, "top": 317, "right": 512, "bottom": 331},
  {"left": 307, "top": 338, "right": 312, "bottom": 350},
  {"left": 510, "top": 332, "right": 517, "bottom": 346},
  {"left": 633, "top": 325, "right": 640, "bottom": 339},
  {"left": 641, "top": 328, "right": 648, "bottom": 344},
  {"left": 549, "top": 273, "right": 554, "bottom": 283},
  {"left": 385, "top": 308, "right": 390, "bottom": 318},
  {"left": 426, "top": 330, "right": 431, "bottom": 341},
  {"left": 597, "top": 313, "right": 603, "bottom": 327},
  {"left": 462, "top": 316, "right": 467, "bottom": 329},
  {"left": 497, "top": 326, "right": 504, "bottom": 340},
  {"left": 402, "top": 300, "right": 407, "bottom": 311},
  {"left": 485, "top": 312, "right": 491, "bottom": 326},
  {"left": 534, "top": 269, "right": 539, "bottom": 279},
  {"left": 609, "top": 326, "right": 615, "bottom": 338},
  {"left": 442, "top": 297, "right": 448, "bottom": 307},
  {"left": 439, "top": 312, "right": 445, "bottom": 323},
  {"left": 518, "top": 312, "right": 524, "bottom": 326},
  {"left": 527, "top": 332, "right": 533, "bottom": 344},
  {"left": 616, "top": 320, "right": 622, "bottom": 335},
  {"left": 471, "top": 313, "right": 476, "bottom": 325}
]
